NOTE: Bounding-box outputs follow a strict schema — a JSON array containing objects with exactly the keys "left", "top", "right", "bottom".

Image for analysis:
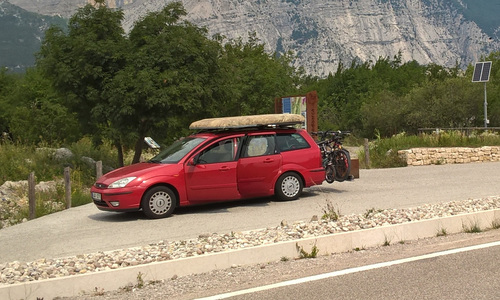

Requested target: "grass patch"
[
  {"left": 491, "top": 219, "right": 500, "bottom": 230},
  {"left": 364, "top": 207, "right": 383, "bottom": 219},
  {"left": 297, "top": 243, "right": 319, "bottom": 259},
  {"left": 321, "top": 200, "right": 341, "bottom": 221},
  {"left": 0, "top": 137, "right": 119, "bottom": 186},
  {"left": 436, "top": 228, "right": 448, "bottom": 237},
  {"left": 136, "top": 272, "right": 145, "bottom": 289},
  {"left": 0, "top": 137, "right": 124, "bottom": 226},
  {"left": 463, "top": 221, "right": 482, "bottom": 233}
]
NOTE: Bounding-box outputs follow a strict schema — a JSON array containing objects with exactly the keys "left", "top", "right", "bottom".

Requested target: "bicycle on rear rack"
[{"left": 311, "top": 130, "right": 352, "bottom": 183}]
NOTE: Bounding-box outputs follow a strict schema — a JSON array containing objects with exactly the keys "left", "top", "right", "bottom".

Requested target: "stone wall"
[{"left": 398, "top": 146, "right": 500, "bottom": 166}]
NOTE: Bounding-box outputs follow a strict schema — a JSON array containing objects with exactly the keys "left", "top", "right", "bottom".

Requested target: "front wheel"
[
  {"left": 141, "top": 186, "right": 176, "bottom": 219},
  {"left": 275, "top": 172, "right": 303, "bottom": 201},
  {"left": 334, "top": 149, "right": 351, "bottom": 182}
]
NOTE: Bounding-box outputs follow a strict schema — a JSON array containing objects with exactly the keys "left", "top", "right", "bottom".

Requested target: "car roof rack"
[{"left": 189, "top": 114, "right": 305, "bottom": 131}]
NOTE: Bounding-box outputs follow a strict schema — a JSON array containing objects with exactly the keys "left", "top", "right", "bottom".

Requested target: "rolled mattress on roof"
[{"left": 189, "top": 114, "right": 305, "bottom": 130}]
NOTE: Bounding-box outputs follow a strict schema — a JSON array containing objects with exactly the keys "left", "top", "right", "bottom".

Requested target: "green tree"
[
  {"left": 7, "top": 69, "right": 80, "bottom": 144},
  {"left": 37, "top": 0, "right": 129, "bottom": 163},
  {"left": 218, "top": 33, "right": 300, "bottom": 116},
  {"left": 306, "top": 54, "right": 467, "bottom": 137},
  {"left": 0, "top": 68, "right": 19, "bottom": 135},
  {"left": 361, "top": 90, "right": 409, "bottom": 137},
  {"left": 105, "top": 2, "right": 225, "bottom": 164},
  {"left": 404, "top": 77, "right": 482, "bottom": 130}
]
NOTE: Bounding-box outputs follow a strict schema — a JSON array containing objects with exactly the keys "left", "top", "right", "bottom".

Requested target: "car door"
[
  {"left": 184, "top": 136, "right": 242, "bottom": 202},
  {"left": 237, "top": 133, "right": 282, "bottom": 198}
]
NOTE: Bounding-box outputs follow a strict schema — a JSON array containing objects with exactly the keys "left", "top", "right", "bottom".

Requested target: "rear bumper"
[{"left": 306, "top": 168, "right": 326, "bottom": 186}]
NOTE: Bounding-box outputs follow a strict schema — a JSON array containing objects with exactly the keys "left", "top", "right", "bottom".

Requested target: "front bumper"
[{"left": 90, "top": 187, "right": 143, "bottom": 211}]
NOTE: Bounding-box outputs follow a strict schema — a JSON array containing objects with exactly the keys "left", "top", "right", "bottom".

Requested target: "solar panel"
[
  {"left": 481, "top": 61, "right": 492, "bottom": 81},
  {"left": 472, "top": 61, "right": 492, "bottom": 82}
]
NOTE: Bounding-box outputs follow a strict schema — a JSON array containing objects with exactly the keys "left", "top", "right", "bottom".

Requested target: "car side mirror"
[{"left": 188, "top": 156, "right": 197, "bottom": 166}]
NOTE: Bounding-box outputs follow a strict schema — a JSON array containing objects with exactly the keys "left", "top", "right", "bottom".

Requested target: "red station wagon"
[{"left": 91, "top": 114, "right": 325, "bottom": 218}]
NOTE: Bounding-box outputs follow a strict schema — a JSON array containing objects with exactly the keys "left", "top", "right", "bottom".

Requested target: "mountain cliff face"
[{"left": 5, "top": 0, "right": 500, "bottom": 76}]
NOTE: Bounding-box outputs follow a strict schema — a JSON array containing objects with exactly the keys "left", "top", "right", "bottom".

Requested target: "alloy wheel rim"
[
  {"left": 281, "top": 176, "right": 299, "bottom": 197},
  {"left": 149, "top": 191, "right": 172, "bottom": 214}
]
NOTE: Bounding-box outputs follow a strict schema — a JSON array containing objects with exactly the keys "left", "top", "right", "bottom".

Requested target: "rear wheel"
[
  {"left": 275, "top": 172, "right": 303, "bottom": 201},
  {"left": 334, "top": 149, "right": 351, "bottom": 182},
  {"left": 141, "top": 186, "right": 176, "bottom": 219},
  {"left": 325, "top": 164, "right": 335, "bottom": 183}
]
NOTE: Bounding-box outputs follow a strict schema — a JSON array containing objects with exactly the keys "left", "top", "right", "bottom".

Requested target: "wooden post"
[
  {"left": 28, "top": 172, "right": 36, "bottom": 220},
  {"left": 64, "top": 167, "right": 71, "bottom": 209},
  {"left": 96, "top": 161, "right": 103, "bottom": 179},
  {"left": 364, "top": 138, "right": 370, "bottom": 168},
  {"left": 305, "top": 90, "right": 319, "bottom": 134}
]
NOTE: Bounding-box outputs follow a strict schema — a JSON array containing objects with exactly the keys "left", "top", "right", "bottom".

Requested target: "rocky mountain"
[{"left": 3, "top": 0, "right": 500, "bottom": 76}]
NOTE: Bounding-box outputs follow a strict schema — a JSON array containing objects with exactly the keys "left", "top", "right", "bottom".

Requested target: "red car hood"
[{"left": 97, "top": 162, "right": 175, "bottom": 185}]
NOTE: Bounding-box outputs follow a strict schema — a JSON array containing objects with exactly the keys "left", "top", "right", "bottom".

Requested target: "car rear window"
[{"left": 276, "top": 133, "right": 310, "bottom": 152}]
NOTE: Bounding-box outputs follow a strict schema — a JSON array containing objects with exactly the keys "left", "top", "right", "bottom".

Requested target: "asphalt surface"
[
  {"left": 226, "top": 242, "right": 500, "bottom": 300},
  {"left": 0, "top": 162, "right": 499, "bottom": 263}
]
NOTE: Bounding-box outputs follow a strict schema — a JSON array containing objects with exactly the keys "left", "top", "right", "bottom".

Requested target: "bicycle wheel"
[
  {"left": 334, "top": 149, "right": 351, "bottom": 182},
  {"left": 325, "top": 164, "right": 335, "bottom": 183}
]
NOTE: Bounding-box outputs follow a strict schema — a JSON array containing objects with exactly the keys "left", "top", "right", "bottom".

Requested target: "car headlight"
[{"left": 108, "top": 177, "right": 137, "bottom": 188}]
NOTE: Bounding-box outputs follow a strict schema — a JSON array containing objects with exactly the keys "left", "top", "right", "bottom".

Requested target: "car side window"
[
  {"left": 242, "top": 135, "right": 276, "bottom": 158},
  {"left": 276, "top": 133, "right": 310, "bottom": 152},
  {"left": 197, "top": 138, "right": 238, "bottom": 164}
]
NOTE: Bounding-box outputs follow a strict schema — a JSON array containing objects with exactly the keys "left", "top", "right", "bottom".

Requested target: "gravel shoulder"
[{"left": 59, "top": 229, "right": 500, "bottom": 300}]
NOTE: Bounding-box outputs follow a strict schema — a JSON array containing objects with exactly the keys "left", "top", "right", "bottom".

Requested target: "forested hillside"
[{"left": 0, "top": 1, "right": 66, "bottom": 71}]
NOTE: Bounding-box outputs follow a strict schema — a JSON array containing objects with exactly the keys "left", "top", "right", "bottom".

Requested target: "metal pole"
[{"left": 484, "top": 82, "right": 488, "bottom": 128}]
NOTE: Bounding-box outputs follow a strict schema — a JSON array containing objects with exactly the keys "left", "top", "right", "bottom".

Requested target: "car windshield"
[{"left": 149, "top": 137, "right": 206, "bottom": 163}]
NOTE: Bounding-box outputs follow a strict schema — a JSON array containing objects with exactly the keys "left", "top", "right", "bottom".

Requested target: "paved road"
[
  {"left": 222, "top": 241, "right": 500, "bottom": 300},
  {"left": 0, "top": 162, "right": 499, "bottom": 263}
]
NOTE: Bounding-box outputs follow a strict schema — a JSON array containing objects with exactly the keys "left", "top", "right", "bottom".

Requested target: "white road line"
[{"left": 196, "top": 241, "right": 500, "bottom": 300}]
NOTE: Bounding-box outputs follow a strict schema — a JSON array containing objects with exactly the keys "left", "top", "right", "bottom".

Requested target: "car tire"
[
  {"left": 275, "top": 172, "right": 303, "bottom": 201},
  {"left": 141, "top": 186, "right": 176, "bottom": 219}
]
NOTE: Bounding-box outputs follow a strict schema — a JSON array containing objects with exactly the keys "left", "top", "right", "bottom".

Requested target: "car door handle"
[
  {"left": 263, "top": 158, "right": 274, "bottom": 163},
  {"left": 219, "top": 166, "right": 230, "bottom": 171}
]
